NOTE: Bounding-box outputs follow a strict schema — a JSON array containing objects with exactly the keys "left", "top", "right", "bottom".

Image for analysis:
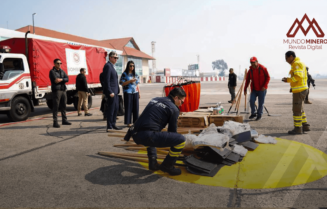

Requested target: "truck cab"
[{"left": 0, "top": 49, "right": 34, "bottom": 121}]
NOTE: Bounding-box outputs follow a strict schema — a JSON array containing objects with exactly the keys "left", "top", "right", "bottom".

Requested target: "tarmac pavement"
[{"left": 0, "top": 79, "right": 327, "bottom": 208}]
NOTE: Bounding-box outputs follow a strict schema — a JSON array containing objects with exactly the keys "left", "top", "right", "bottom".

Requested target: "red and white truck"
[{"left": 0, "top": 32, "right": 112, "bottom": 121}]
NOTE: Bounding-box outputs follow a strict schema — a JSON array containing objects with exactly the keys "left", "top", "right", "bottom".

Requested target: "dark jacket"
[
  {"left": 49, "top": 67, "right": 68, "bottom": 92},
  {"left": 307, "top": 72, "right": 315, "bottom": 88},
  {"left": 102, "top": 61, "right": 119, "bottom": 97},
  {"left": 76, "top": 73, "right": 88, "bottom": 92},
  {"left": 228, "top": 73, "right": 237, "bottom": 87},
  {"left": 244, "top": 63, "right": 270, "bottom": 91},
  {"left": 133, "top": 96, "right": 179, "bottom": 133}
]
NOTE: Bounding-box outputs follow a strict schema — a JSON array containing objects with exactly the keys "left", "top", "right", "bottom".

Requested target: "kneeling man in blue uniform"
[{"left": 124, "top": 87, "right": 186, "bottom": 176}]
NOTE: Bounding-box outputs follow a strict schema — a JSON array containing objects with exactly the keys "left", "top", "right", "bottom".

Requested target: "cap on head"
[{"left": 250, "top": 57, "right": 257, "bottom": 62}]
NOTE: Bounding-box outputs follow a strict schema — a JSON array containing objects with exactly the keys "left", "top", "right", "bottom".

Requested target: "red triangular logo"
[{"left": 286, "top": 14, "right": 325, "bottom": 38}]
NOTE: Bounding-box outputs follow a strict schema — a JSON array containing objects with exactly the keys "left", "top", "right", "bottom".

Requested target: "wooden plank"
[
  {"left": 98, "top": 151, "right": 168, "bottom": 159},
  {"left": 178, "top": 115, "right": 209, "bottom": 128},
  {"left": 98, "top": 152, "right": 151, "bottom": 163},
  {"left": 106, "top": 129, "right": 128, "bottom": 134},
  {"left": 108, "top": 134, "right": 125, "bottom": 138},
  {"left": 121, "top": 139, "right": 134, "bottom": 142}
]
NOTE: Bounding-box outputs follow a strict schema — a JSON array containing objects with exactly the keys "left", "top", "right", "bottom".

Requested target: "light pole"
[
  {"left": 197, "top": 54, "right": 200, "bottom": 73},
  {"left": 32, "top": 13, "right": 37, "bottom": 34},
  {"left": 151, "top": 41, "right": 156, "bottom": 75}
]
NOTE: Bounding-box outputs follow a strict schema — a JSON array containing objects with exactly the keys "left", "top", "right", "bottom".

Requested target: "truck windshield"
[{"left": 0, "top": 58, "right": 24, "bottom": 80}]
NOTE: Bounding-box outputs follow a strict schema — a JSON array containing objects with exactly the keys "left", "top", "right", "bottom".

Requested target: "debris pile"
[{"left": 181, "top": 121, "right": 276, "bottom": 176}]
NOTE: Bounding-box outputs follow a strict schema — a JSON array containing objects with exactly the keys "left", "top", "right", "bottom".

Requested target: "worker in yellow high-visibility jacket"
[{"left": 282, "top": 51, "right": 310, "bottom": 135}]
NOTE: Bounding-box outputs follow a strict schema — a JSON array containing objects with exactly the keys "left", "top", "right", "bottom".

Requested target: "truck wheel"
[
  {"left": 73, "top": 95, "right": 92, "bottom": 110},
  {"left": 46, "top": 100, "right": 53, "bottom": 110},
  {"left": 7, "top": 96, "right": 31, "bottom": 122}
]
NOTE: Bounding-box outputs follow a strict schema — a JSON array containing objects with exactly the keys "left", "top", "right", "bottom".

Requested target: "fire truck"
[{"left": 0, "top": 31, "right": 118, "bottom": 122}]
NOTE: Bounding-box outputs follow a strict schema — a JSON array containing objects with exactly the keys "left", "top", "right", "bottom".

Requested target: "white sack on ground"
[
  {"left": 254, "top": 135, "right": 277, "bottom": 144},
  {"left": 183, "top": 134, "right": 197, "bottom": 151},
  {"left": 198, "top": 123, "right": 219, "bottom": 136},
  {"left": 193, "top": 133, "right": 230, "bottom": 149},
  {"left": 222, "top": 121, "right": 251, "bottom": 136},
  {"left": 232, "top": 144, "right": 248, "bottom": 156},
  {"left": 184, "top": 124, "right": 230, "bottom": 149},
  {"left": 251, "top": 129, "right": 259, "bottom": 138}
]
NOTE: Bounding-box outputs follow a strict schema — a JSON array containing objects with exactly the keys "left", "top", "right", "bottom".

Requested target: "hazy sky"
[{"left": 1, "top": 0, "right": 327, "bottom": 78}]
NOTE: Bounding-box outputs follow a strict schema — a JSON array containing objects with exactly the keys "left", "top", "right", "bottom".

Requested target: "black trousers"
[
  {"left": 133, "top": 131, "right": 185, "bottom": 163},
  {"left": 229, "top": 85, "right": 236, "bottom": 101},
  {"left": 106, "top": 94, "right": 119, "bottom": 128},
  {"left": 52, "top": 90, "right": 67, "bottom": 122},
  {"left": 123, "top": 92, "right": 139, "bottom": 124}
]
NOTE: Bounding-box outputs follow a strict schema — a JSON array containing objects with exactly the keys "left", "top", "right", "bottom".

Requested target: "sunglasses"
[
  {"left": 129, "top": 65, "right": 135, "bottom": 67},
  {"left": 111, "top": 57, "right": 119, "bottom": 60},
  {"left": 56, "top": 62, "right": 62, "bottom": 65}
]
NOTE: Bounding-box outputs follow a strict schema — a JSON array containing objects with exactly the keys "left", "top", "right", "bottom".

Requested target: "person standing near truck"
[
  {"left": 76, "top": 68, "right": 92, "bottom": 116},
  {"left": 49, "top": 58, "right": 72, "bottom": 128},
  {"left": 103, "top": 52, "right": 121, "bottom": 131}
]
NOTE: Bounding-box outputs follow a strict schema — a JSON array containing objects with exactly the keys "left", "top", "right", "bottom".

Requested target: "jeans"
[{"left": 250, "top": 90, "right": 267, "bottom": 116}]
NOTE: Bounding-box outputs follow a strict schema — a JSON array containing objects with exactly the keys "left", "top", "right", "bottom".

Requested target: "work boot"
[
  {"left": 62, "top": 120, "right": 72, "bottom": 125},
  {"left": 288, "top": 127, "right": 303, "bottom": 135},
  {"left": 160, "top": 160, "right": 181, "bottom": 176},
  {"left": 249, "top": 114, "right": 256, "bottom": 119},
  {"left": 304, "top": 100, "right": 312, "bottom": 104},
  {"left": 302, "top": 123, "right": 311, "bottom": 132},
  {"left": 148, "top": 156, "right": 160, "bottom": 171},
  {"left": 255, "top": 115, "right": 262, "bottom": 121},
  {"left": 53, "top": 121, "right": 60, "bottom": 128}
]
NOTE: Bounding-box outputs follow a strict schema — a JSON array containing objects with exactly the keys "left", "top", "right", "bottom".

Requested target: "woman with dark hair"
[{"left": 120, "top": 61, "right": 140, "bottom": 127}]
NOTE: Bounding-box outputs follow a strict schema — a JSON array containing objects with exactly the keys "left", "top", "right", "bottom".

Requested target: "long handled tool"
[
  {"left": 99, "top": 151, "right": 168, "bottom": 159},
  {"left": 235, "top": 80, "right": 245, "bottom": 115}
]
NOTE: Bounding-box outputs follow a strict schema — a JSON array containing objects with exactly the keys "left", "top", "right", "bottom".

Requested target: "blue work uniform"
[{"left": 125, "top": 96, "right": 185, "bottom": 163}]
